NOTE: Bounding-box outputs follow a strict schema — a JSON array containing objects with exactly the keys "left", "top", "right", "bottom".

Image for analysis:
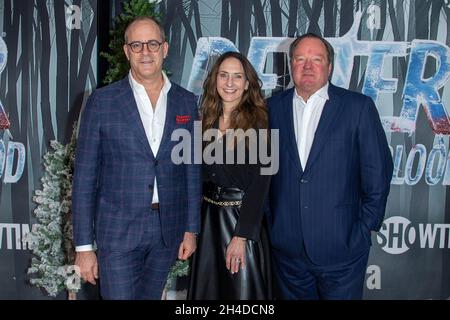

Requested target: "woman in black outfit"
[{"left": 188, "top": 51, "right": 272, "bottom": 299}]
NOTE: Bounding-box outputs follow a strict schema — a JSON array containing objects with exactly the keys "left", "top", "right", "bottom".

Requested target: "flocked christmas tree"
[{"left": 25, "top": 123, "right": 78, "bottom": 297}]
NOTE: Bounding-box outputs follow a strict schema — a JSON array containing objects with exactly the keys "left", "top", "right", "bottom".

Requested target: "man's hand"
[
  {"left": 178, "top": 232, "right": 197, "bottom": 260},
  {"left": 74, "top": 251, "right": 98, "bottom": 285}
]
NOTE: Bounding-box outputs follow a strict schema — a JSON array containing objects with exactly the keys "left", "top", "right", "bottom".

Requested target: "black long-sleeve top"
[{"left": 203, "top": 128, "right": 271, "bottom": 241}]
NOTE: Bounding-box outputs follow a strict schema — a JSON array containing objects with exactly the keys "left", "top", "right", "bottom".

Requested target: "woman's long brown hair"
[{"left": 201, "top": 51, "right": 268, "bottom": 133}]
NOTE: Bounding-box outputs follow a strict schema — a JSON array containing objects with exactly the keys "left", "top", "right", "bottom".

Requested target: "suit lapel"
[
  {"left": 156, "top": 85, "right": 177, "bottom": 159},
  {"left": 281, "top": 88, "right": 303, "bottom": 173},
  {"left": 304, "top": 84, "right": 343, "bottom": 172},
  {"left": 118, "top": 78, "right": 154, "bottom": 159}
]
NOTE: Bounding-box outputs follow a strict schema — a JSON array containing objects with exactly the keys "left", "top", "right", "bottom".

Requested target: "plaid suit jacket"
[{"left": 72, "top": 77, "right": 201, "bottom": 251}]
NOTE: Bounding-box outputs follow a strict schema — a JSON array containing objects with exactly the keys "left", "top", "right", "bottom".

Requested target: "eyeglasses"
[{"left": 127, "top": 40, "right": 163, "bottom": 53}]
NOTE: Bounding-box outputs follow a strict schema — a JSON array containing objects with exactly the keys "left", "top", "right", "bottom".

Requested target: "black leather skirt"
[{"left": 188, "top": 182, "right": 272, "bottom": 300}]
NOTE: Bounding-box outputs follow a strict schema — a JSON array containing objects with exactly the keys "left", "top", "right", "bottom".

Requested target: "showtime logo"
[
  {"left": 376, "top": 216, "right": 450, "bottom": 254},
  {"left": 0, "top": 223, "right": 31, "bottom": 250}
]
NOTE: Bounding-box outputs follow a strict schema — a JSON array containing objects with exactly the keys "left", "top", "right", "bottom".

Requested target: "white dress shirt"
[
  {"left": 293, "top": 82, "right": 329, "bottom": 169},
  {"left": 76, "top": 72, "right": 171, "bottom": 252},
  {"left": 129, "top": 71, "right": 171, "bottom": 205}
]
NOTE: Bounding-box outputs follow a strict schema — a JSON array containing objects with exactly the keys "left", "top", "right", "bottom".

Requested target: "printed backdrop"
[{"left": 1, "top": 0, "right": 449, "bottom": 299}]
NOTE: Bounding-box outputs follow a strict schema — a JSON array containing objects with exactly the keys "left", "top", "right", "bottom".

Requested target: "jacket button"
[{"left": 154, "top": 160, "right": 159, "bottom": 166}]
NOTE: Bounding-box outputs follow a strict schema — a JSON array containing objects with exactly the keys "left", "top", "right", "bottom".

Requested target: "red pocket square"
[{"left": 176, "top": 115, "right": 191, "bottom": 124}]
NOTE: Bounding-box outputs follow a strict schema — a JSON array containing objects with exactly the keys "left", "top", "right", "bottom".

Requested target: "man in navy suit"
[
  {"left": 267, "top": 33, "right": 393, "bottom": 300},
  {"left": 72, "top": 16, "right": 201, "bottom": 299}
]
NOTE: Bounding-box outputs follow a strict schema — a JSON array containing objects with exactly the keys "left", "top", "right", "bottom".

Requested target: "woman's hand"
[{"left": 225, "top": 236, "right": 247, "bottom": 274}]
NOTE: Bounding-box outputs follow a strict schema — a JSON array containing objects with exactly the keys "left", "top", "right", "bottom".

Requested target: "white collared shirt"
[
  {"left": 129, "top": 71, "right": 171, "bottom": 204},
  {"left": 76, "top": 72, "right": 171, "bottom": 252},
  {"left": 293, "top": 82, "right": 329, "bottom": 169}
]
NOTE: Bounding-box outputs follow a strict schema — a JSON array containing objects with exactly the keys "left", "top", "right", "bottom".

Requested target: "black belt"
[
  {"left": 203, "top": 182, "right": 244, "bottom": 201},
  {"left": 151, "top": 203, "right": 160, "bottom": 211}
]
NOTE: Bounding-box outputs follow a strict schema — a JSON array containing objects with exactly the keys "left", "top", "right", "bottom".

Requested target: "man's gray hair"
[{"left": 124, "top": 16, "right": 165, "bottom": 43}]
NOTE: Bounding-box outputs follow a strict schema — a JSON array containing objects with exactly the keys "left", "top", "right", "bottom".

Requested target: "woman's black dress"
[{"left": 188, "top": 131, "right": 272, "bottom": 300}]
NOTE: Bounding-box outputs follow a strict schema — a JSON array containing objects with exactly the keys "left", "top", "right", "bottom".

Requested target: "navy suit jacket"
[
  {"left": 72, "top": 77, "right": 201, "bottom": 251},
  {"left": 267, "top": 84, "right": 393, "bottom": 266}
]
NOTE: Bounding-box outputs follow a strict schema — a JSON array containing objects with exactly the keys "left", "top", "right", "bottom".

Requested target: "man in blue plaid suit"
[{"left": 72, "top": 16, "right": 201, "bottom": 300}]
